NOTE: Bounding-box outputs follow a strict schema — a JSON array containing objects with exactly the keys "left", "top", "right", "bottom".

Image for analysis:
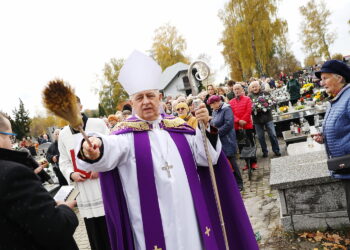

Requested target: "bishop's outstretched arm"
[{"left": 75, "top": 132, "right": 131, "bottom": 172}]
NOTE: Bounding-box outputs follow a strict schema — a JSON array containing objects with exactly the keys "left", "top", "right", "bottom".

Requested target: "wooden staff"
[{"left": 189, "top": 61, "right": 229, "bottom": 250}]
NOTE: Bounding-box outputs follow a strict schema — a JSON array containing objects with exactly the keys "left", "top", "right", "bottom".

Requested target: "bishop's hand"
[
  {"left": 82, "top": 136, "right": 102, "bottom": 160},
  {"left": 195, "top": 103, "right": 210, "bottom": 127}
]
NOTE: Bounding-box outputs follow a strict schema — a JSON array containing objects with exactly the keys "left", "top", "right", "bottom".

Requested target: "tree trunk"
[
  {"left": 321, "top": 34, "right": 331, "bottom": 60},
  {"left": 251, "top": 31, "right": 262, "bottom": 76}
]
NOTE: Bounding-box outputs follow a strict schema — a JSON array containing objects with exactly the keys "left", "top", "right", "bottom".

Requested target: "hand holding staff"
[
  {"left": 82, "top": 136, "right": 102, "bottom": 160},
  {"left": 188, "top": 61, "right": 230, "bottom": 250}
]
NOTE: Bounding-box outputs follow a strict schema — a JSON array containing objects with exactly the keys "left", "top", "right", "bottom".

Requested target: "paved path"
[
  {"left": 73, "top": 137, "right": 287, "bottom": 248},
  {"left": 73, "top": 209, "right": 91, "bottom": 250},
  {"left": 239, "top": 138, "right": 287, "bottom": 246}
]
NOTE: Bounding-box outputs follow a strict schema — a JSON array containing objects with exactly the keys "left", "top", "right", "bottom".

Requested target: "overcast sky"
[{"left": 1, "top": 0, "right": 349, "bottom": 117}]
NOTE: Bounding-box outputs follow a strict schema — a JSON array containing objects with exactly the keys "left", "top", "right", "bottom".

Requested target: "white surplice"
[
  {"left": 76, "top": 116, "right": 222, "bottom": 250},
  {"left": 59, "top": 118, "right": 110, "bottom": 218}
]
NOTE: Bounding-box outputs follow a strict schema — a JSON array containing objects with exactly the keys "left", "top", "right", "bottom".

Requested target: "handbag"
[
  {"left": 327, "top": 154, "right": 350, "bottom": 174},
  {"left": 237, "top": 129, "right": 256, "bottom": 159},
  {"left": 240, "top": 146, "right": 256, "bottom": 159},
  {"left": 236, "top": 129, "right": 248, "bottom": 147}
]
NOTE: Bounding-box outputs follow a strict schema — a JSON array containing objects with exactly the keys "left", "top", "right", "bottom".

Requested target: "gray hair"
[
  {"left": 249, "top": 81, "right": 260, "bottom": 88},
  {"left": 233, "top": 83, "right": 243, "bottom": 90},
  {"left": 53, "top": 129, "right": 60, "bottom": 136},
  {"left": 248, "top": 81, "right": 260, "bottom": 93},
  {"left": 333, "top": 74, "right": 346, "bottom": 84}
]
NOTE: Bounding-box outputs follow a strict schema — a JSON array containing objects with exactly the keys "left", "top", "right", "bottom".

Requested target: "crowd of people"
[
  {"left": 1, "top": 52, "right": 350, "bottom": 250},
  {"left": 58, "top": 74, "right": 294, "bottom": 208}
]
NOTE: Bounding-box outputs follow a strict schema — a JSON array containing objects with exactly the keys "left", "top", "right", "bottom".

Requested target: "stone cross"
[{"left": 161, "top": 163, "right": 173, "bottom": 178}]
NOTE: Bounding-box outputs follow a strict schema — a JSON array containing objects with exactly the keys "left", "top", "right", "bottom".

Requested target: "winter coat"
[
  {"left": 204, "top": 94, "right": 214, "bottom": 116},
  {"left": 0, "top": 148, "right": 79, "bottom": 250},
  {"left": 210, "top": 103, "right": 237, "bottom": 156},
  {"left": 229, "top": 95, "right": 253, "bottom": 130},
  {"left": 286, "top": 79, "right": 301, "bottom": 101},
  {"left": 249, "top": 91, "right": 274, "bottom": 124},
  {"left": 46, "top": 140, "right": 59, "bottom": 164},
  {"left": 227, "top": 91, "right": 235, "bottom": 101},
  {"left": 323, "top": 84, "right": 350, "bottom": 179},
  {"left": 46, "top": 140, "right": 69, "bottom": 186},
  {"left": 182, "top": 114, "right": 198, "bottom": 129},
  {"left": 269, "top": 79, "right": 276, "bottom": 89}
]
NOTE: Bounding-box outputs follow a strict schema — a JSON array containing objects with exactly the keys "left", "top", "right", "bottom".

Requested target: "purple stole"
[
  {"left": 99, "top": 118, "right": 258, "bottom": 250},
  {"left": 133, "top": 131, "right": 220, "bottom": 249},
  {"left": 134, "top": 132, "right": 166, "bottom": 249}
]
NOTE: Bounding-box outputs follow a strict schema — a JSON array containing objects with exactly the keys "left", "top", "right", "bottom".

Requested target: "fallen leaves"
[
  {"left": 345, "top": 238, "right": 350, "bottom": 245},
  {"left": 298, "top": 231, "right": 349, "bottom": 249},
  {"left": 321, "top": 242, "right": 346, "bottom": 250},
  {"left": 313, "top": 231, "right": 323, "bottom": 242}
]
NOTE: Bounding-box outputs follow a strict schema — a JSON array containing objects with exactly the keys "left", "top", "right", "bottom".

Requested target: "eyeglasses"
[
  {"left": 176, "top": 108, "right": 186, "bottom": 112},
  {"left": 0, "top": 131, "right": 17, "bottom": 142}
]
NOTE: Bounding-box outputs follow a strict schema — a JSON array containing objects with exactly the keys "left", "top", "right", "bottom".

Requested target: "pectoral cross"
[
  {"left": 162, "top": 162, "right": 173, "bottom": 178},
  {"left": 153, "top": 245, "right": 162, "bottom": 250}
]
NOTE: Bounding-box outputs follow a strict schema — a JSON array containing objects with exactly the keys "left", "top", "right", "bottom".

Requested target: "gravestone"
[{"left": 270, "top": 150, "right": 349, "bottom": 231}]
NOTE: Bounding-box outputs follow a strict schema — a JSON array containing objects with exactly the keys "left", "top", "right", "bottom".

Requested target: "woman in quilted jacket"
[
  {"left": 314, "top": 60, "right": 350, "bottom": 220},
  {"left": 208, "top": 95, "right": 243, "bottom": 191}
]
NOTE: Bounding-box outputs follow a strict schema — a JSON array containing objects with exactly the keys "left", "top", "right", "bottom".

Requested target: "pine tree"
[{"left": 11, "top": 99, "right": 31, "bottom": 140}]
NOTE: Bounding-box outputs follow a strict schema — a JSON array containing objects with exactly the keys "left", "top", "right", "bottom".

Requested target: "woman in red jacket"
[{"left": 229, "top": 84, "right": 258, "bottom": 170}]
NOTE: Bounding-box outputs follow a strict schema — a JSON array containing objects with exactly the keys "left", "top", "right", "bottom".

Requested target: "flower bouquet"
[
  {"left": 301, "top": 83, "right": 314, "bottom": 96},
  {"left": 271, "top": 86, "right": 290, "bottom": 104},
  {"left": 313, "top": 90, "right": 328, "bottom": 102},
  {"left": 252, "top": 94, "right": 276, "bottom": 115},
  {"left": 277, "top": 81, "right": 284, "bottom": 88},
  {"left": 279, "top": 106, "right": 289, "bottom": 113}
]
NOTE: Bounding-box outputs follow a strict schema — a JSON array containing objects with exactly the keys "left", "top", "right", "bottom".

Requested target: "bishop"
[{"left": 76, "top": 50, "right": 258, "bottom": 250}]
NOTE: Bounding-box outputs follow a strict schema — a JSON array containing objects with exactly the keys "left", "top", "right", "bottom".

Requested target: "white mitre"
[{"left": 118, "top": 50, "right": 162, "bottom": 96}]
